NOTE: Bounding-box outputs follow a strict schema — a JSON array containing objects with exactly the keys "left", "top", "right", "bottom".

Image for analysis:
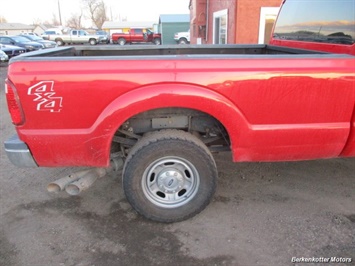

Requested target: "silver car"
[
  {"left": 20, "top": 35, "right": 57, "bottom": 49},
  {"left": 0, "top": 49, "right": 9, "bottom": 62},
  {"left": 0, "top": 44, "right": 26, "bottom": 58}
]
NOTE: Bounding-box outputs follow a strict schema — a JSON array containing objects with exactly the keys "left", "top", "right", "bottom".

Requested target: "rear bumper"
[{"left": 4, "top": 134, "right": 38, "bottom": 167}]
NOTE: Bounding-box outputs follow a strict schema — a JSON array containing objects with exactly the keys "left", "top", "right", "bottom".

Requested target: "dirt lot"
[{"left": 0, "top": 63, "right": 354, "bottom": 266}]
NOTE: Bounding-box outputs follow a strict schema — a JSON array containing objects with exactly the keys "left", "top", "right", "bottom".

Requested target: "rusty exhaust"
[
  {"left": 47, "top": 169, "right": 93, "bottom": 193},
  {"left": 65, "top": 168, "right": 107, "bottom": 195},
  {"left": 47, "top": 158, "right": 123, "bottom": 195}
]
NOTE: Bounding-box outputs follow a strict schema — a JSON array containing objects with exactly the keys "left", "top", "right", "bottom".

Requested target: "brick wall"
[
  {"left": 235, "top": 0, "right": 281, "bottom": 43},
  {"left": 190, "top": 0, "right": 282, "bottom": 44}
]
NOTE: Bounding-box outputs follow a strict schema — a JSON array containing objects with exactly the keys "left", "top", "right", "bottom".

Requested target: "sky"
[
  {"left": 274, "top": 0, "right": 355, "bottom": 37},
  {"left": 0, "top": 0, "right": 190, "bottom": 27}
]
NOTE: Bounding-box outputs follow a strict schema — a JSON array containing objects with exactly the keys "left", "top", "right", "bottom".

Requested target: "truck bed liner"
[{"left": 10, "top": 44, "right": 343, "bottom": 63}]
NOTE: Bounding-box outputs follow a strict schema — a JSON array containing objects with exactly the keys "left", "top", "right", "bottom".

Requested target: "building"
[
  {"left": 159, "top": 14, "right": 190, "bottom": 45},
  {"left": 189, "top": 0, "right": 281, "bottom": 44},
  {"left": 0, "top": 23, "right": 55, "bottom": 36},
  {"left": 0, "top": 23, "right": 34, "bottom": 35}
]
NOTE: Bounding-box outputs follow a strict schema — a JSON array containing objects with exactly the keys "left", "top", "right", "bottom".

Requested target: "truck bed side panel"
[
  {"left": 340, "top": 105, "right": 355, "bottom": 157},
  {"left": 8, "top": 55, "right": 355, "bottom": 166}
]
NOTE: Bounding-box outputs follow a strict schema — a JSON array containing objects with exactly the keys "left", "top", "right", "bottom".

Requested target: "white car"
[
  {"left": 0, "top": 49, "right": 9, "bottom": 62},
  {"left": 174, "top": 30, "right": 190, "bottom": 44}
]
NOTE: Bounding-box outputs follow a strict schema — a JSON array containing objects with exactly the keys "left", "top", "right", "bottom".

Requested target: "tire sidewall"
[
  {"left": 118, "top": 38, "right": 126, "bottom": 45},
  {"left": 56, "top": 39, "right": 64, "bottom": 46},
  {"left": 123, "top": 137, "right": 217, "bottom": 222},
  {"left": 154, "top": 38, "right": 161, "bottom": 45},
  {"left": 179, "top": 38, "right": 187, "bottom": 44}
]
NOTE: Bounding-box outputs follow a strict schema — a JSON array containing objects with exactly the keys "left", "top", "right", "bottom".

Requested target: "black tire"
[
  {"left": 89, "top": 38, "right": 97, "bottom": 45},
  {"left": 122, "top": 129, "right": 217, "bottom": 223},
  {"left": 55, "top": 39, "right": 64, "bottom": 46},
  {"left": 118, "top": 38, "right": 126, "bottom": 45},
  {"left": 178, "top": 38, "right": 188, "bottom": 44},
  {"left": 153, "top": 38, "right": 161, "bottom": 45}
]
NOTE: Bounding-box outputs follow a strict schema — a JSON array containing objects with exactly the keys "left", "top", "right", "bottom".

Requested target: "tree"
[
  {"left": 83, "top": 0, "right": 108, "bottom": 29},
  {"left": 66, "top": 13, "right": 83, "bottom": 29},
  {"left": 32, "top": 18, "right": 42, "bottom": 26},
  {"left": 51, "top": 13, "right": 61, "bottom": 26}
]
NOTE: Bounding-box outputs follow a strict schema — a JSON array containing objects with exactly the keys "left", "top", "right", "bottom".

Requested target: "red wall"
[
  {"left": 235, "top": 0, "right": 281, "bottom": 43},
  {"left": 207, "top": 0, "right": 237, "bottom": 44},
  {"left": 190, "top": 0, "right": 281, "bottom": 44}
]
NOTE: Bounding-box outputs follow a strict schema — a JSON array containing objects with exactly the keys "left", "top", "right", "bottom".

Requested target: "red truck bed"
[
  {"left": 4, "top": 44, "right": 354, "bottom": 222},
  {"left": 5, "top": 45, "right": 355, "bottom": 167},
  {"left": 4, "top": 0, "right": 354, "bottom": 223}
]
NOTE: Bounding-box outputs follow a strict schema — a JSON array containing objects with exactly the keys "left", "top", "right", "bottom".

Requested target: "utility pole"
[{"left": 58, "top": 0, "right": 63, "bottom": 25}]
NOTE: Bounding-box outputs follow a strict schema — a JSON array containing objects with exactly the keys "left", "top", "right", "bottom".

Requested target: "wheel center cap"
[{"left": 158, "top": 170, "right": 184, "bottom": 192}]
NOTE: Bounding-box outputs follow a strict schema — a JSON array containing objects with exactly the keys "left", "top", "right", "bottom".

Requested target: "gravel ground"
[{"left": 1, "top": 63, "right": 354, "bottom": 266}]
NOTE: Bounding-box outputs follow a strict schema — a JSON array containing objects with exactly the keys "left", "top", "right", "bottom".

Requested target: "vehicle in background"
[
  {"left": 174, "top": 29, "right": 190, "bottom": 44},
  {"left": 21, "top": 32, "right": 39, "bottom": 36},
  {"left": 0, "top": 44, "right": 26, "bottom": 58},
  {"left": 41, "top": 29, "right": 63, "bottom": 40},
  {"left": 20, "top": 35, "right": 57, "bottom": 49},
  {"left": 0, "top": 49, "right": 9, "bottom": 63},
  {"left": 52, "top": 29, "right": 105, "bottom": 46},
  {"left": 96, "top": 30, "right": 110, "bottom": 44},
  {"left": 111, "top": 28, "right": 161, "bottom": 45},
  {"left": 0, "top": 35, "right": 44, "bottom": 52}
]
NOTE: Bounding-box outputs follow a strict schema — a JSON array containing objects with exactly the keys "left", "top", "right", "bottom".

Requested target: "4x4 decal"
[{"left": 28, "top": 81, "right": 63, "bottom": 112}]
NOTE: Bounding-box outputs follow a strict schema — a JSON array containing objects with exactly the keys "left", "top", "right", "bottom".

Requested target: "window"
[
  {"left": 258, "top": 7, "right": 279, "bottom": 44},
  {"left": 273, "top": 0, "right": 355, "bottom": 45},
  {"left": 213, "top": 9, "right": 228, "bottom": 44},
  {"left": 0, "top": 37, "right": 11, "bottom": 44}
]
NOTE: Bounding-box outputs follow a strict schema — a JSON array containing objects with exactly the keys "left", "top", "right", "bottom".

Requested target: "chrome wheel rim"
[{"left": 142, "top": 156, "right": 200, "bottom": 208}]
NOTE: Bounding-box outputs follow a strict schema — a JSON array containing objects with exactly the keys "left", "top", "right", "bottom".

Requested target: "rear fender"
[
  {"left": 91, "top": 83, "right": 250, "bottom": 165},
  {"left": 340, "top": 104, "right": 355, "bottom": 157}
]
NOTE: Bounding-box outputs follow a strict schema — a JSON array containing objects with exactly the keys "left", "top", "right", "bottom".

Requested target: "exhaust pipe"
[
  {"left": 47, "top": 169, "right": 93, "bottom": 193},
  {"left": 47, "top": 158, "right": 123, "bottom": 195},
  {"left": 65, "top": 168, "right": 107, "bottom": 195}
]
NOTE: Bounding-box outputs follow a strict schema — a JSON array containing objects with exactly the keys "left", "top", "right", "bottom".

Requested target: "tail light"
[{"left": 5, "top": 79, "right": 25, "bottom": 125}]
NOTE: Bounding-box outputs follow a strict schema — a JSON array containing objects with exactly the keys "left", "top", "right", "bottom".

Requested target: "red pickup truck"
[
  {"left": 4, "top": 0, "right": 355, "bottom": 222},
  {"left": 111, "top": 28, "right": 161, "bottom": 45}
]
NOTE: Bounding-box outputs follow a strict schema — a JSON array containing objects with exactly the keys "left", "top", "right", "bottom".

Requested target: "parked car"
[
  {"left": 0, "top": 49, "right": 9, "bottom": 62},
  {"left": 20, "top": 34, "right": 57, "bottom": 49},
  {"left": 0, "top": 36, "right": 44, "bottom": 52},
  {"left": 41, "top": 28, "right": 63, "bottom": 40},
  {"left": 174, "top": 29, "right": 190, "bottom": 44},
  {"left": 52, "top": 29, "right": 104, "bottom": 46},
  {"left": 112, "top": 28, "right": 161, "bottom": 45},
  {"left": 21, "top": 32, "right": 39, "bottom": 36},
  {"left": 96, "top": 30, "right": 110, "bottom": 44},
  {"left": 0, "top": 44, "right": 26, "bottom": 58}
]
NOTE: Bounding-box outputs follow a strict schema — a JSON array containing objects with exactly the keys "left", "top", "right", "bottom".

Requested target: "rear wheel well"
[
  {"left": 110, "top": 107, "right": 230, "bottom": 159},
  {"left": 89, "top": 38, "right": 97, "bottom": 45},
  {"left": 178, "top": 38, "right": 188, "bottom": 44},
  {"left": 118, "top": 38, "right": 126, "bottom": 45},
  {"left": 55, "top": 38, "right": 64, "bottom": 46}
]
